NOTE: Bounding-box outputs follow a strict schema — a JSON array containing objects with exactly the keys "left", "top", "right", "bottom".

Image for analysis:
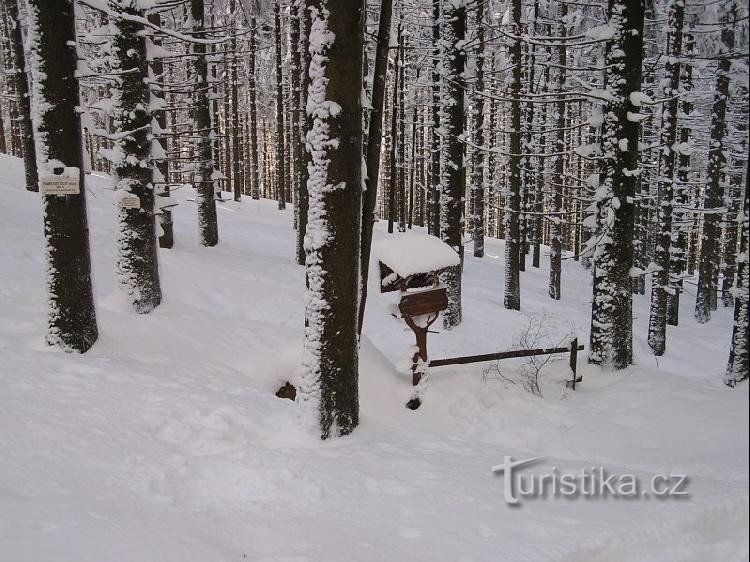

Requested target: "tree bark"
[
  {"left": 695, "top": 13, "right": 733, "bottom": 323},
  {"left": 357, "top": 0, "right": 392, "bottom": 332},
  {"left": 301, "top": 0, "right": 364, "bottom": 439},
  {"left": 274, "top": 1, "right": 286, "bottom": 210},
  {"left": 28, "top": 0, "right": 98, "bottom": 351},
  {"left": 589, "top": 0, "right": 643, "bottom": 369},
  {"left": 666, "top": 33, "right": 693, "bottom": 326},
  {"left": 191, "top": 0, "right": 218, "bottom": 246},
  {"left": 248, "top": 15, "right": 260, "bottom": 201},
  {"left": 147, "top": 12, "right": 173, "bottom": 249},
  {"left": 647, "top": 0, "right": 683, "bottom": 355},
  {"left": 471, "top": 0, "right": 485, "bottom": 258},
  {"left": 112, "top": 2, "right": 161, "bottom": 314},
  {"left": 549, "top": 2, "right": 566, "bottom": 299},
  {"left": 504, "top": 0, "right": 522, "bottom": 311},
  {"left": 6, "top": 0, "right": 37, "bottom": 191},
  {"left": 440, "top": 0, "right": 466, "bottom": 328},
  {"left": 725, "top": 153, "right": 749, "bottom": 386},
  {"left": 429, "top": 0, "right": 441, "bottom": 236}
]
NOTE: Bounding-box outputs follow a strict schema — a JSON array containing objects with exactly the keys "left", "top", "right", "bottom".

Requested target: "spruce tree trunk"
[
  {"left": 0, "top": 99, "right": 6, "bottom": 153},
  {"left": 248, "top": 15, "right": 260, "bottom": 201},
  {"left": 291, "top": 1, "right": 307, "bottom": 265},
  {"left": 299, "top": 3, "right": 311, "bottom": 253},
  {"left": 429, "top": 0, "right": 441, "bottom": 237},
  {"left": 666, "top": 34, "right": 693, "bottom": 327},
  {"left": 533, "top": 61, "right": 549, "bottom": 269},
  {"left": 549, "top": 2, "right": 566, "bottom": 300},
  {"left": 274, "top": 1, "right": 286, "bottom": 210},
  {"left": 695, "top": 17, "right": 733, "bottom": 324},
  {"left": 301, "top": 0, "right": 364, "bottom": 439},
  {"left": 647, "top": 0, "right": 683, "bottom": 355},
  {"left": 397, "top": 26, "right": 406, "bottom": 233},
  {"left": 147, "top": 13, "right": 173, "bottom": 249},
  {"left": 486, "top": 54, "right": 496, "bottom": 241},
  {"left": 388, "top": 59, "right": 397, "bottom": 235},
  {"left": 725, "top": 155, "right": 749, "bottom": 386},
  {"left": 440, "top": 0, "right": 465, "bottom": 329},
  {"left": 191, "top": 0, "right": 218, "bottom": 246},
  {"left": 229, "top": 2, "right": 241, "bottom": 202},
  {"left": 28, "top": 0, "right": 98, "bottom": 351},
  {"left": 1, "top": 5, "right": 21, "bottom": 157},
  {"left": 589, "top": 0, "right": 643, "bottom": 369},
  {"left": 6, "top": 0, "right": 37, "bottom": 191},
  {"left": 471, "top": 0, "right": 485, "bottom": 258},
  {"left": 504, "top": 0, "right": 522, "bottom": 311},
  {"left": 358, "top": 0, "right": 392, "bottom": 333},
  {"left": 112, "top": 2, "right": 161, "bottom": 314}
]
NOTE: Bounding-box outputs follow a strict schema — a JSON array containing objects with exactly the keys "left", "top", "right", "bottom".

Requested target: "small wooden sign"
[
  {"left": 40, "top": 167, "right": 80, "bottom": 196},
  {"left": 398, "top": 287, "right": 448, "bottom": 318},
  {"left": 120, "top": 195, "right": 141, "bottom": 209}
]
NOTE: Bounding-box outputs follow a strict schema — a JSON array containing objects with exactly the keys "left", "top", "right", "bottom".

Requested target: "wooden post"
[
  {"left": 412, "top": 325, "right": 428, "bottom": 386},
  {"left": 570, "top": 337, "right": 579, "bottom": 390},
  {"left": 403, "top": 314, "right": 435, "bottom": 387}
]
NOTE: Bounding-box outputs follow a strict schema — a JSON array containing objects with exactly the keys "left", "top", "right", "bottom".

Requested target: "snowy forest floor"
[{"left": 0, "top": 153, "right": 748, "bottom": 562}]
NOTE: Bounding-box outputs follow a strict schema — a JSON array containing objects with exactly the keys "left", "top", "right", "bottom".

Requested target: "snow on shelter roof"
[{"left": 373, "top": 233, "right": 460, "bottom": 278}]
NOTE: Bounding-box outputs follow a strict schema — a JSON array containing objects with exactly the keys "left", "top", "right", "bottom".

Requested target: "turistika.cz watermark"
[{"left": 492, "top": 456, "right": 689, "bottom": 505}]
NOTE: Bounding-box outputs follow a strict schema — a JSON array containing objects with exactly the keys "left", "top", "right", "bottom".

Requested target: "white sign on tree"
[{"left": 40, "top": 167, "right": 81, "bottom": 196}]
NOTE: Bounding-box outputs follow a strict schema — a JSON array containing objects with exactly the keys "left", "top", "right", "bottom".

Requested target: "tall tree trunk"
[
  {"left": 229, "top": 1, "right": 241, "bottom": 201},
  {"left": 647, "top": 0, "right": 683, "bottom": 355},
  {"left": 429, "top": 0, "right": 441, "bottom": 237},
  {"left": 357, "top": 0, "right": 392, "bottom": 332},
  {"left": 388, "top": 54, "right": 397, "bottom": 235},
  {"left": 397, "top": 25, "right": 406, "bottom": 233},
  {"left": 549, "top": 2, "right": 567, "bottom": 299},
  {"left": 248, "top": 15, "right": 260, "bottom": 201},
  {"left": 666, "top": 33, "right": 693, "bottom": 326},
  {"left": 695, "top": 12, "right": 733, "bottom": 323},
  {"left": 440, "top": 0, "right": 465, "bottom": 329},
  {"left": 486, "top": 53, "right": 496, "bottom": 241},
  {"left": 504, "top": 0, "right": 522, "bottom": 311},
  {"left": 471, "top": 0, "right": 485, "bottom": 258},
  {"left": 192, "top": 0, "right": 218, "bottom": 246},
  {"left": 725, "top": 154, "right": 749, "bottom": 386},
  {"left": 589, "top": 0, "right": 643, "bottom": 369},
  {"left": 0, "top": 103, "right": 6, "bottom": 153},
  {"left": 147, "top": 12, "right": 173, "bottom": 249},
  {"left": 274, "top": 1, "right": 286, "bottom": 210},
  {"left": 300, "top": 0, "right": 364, "bottom": 439},
  {"left": 6, "top": 0, "right": 37, "bottom": 191},
  {"left": 28, "top": 0, "right": 98, "bottom": 351},
  {"left": 112, "top": 2, "right": 161, "bottom": 314},
  {"left": 291, "top": 0, "right": 307, "bottom": 264}
]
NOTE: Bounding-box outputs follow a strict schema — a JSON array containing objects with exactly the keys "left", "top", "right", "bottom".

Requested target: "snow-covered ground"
[{"left": 0, "top": 153, "right": 747, "bottom": 562}]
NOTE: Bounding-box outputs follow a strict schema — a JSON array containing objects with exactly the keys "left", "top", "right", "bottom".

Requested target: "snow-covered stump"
[
  {"left": 28, "top": 0, "right": 98, "bottom": 352},
  {"left": 111, "top": 4, "right": 161, "bottom": 314},
  {"left": 300, "top": 0, "right": 364, "bottom": 440}
]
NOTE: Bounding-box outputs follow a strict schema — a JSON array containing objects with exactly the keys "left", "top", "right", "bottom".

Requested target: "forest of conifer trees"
[{"left": 0, "top": 0, "right": 747, "bottom": 558}]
